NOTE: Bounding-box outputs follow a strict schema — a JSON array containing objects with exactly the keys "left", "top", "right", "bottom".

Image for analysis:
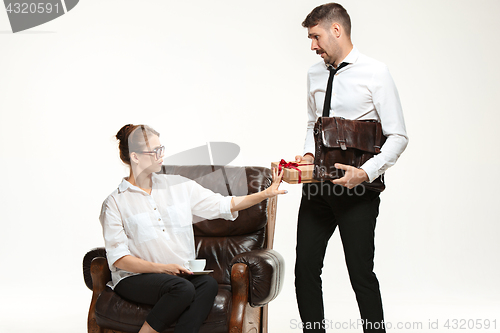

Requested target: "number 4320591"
[
  {"left": 444, "top": 319, "right": 497, "bottom": 330},
  {"left": 6, "top": 3, "right": 60, "bottom": 14}
]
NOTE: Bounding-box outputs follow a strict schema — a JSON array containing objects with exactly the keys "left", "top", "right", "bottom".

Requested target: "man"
[{"left": 294, "top": 3, "right": 408, "bottom": 333}]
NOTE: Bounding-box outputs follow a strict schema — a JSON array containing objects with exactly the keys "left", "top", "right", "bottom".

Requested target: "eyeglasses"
[{"left": 136, "top": 146, "right": 165, "bottom": 160}]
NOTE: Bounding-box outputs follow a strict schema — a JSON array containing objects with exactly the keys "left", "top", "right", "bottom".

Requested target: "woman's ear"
[{"left": 130, "top": 152, "right": 140, "bottom": 164}]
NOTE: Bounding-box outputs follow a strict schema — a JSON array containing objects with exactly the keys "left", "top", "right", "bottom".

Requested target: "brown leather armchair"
[{"left": 83, "top": 165, "right": 284, "bottom": 333}]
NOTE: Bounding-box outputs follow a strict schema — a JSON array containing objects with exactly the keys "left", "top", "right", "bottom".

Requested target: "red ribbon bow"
[{"left": 278, "top": 159, "right": 311, "bottom": 183}]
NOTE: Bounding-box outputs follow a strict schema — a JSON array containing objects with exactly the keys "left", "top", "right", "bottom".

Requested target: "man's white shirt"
[{"left": 304, "top": 46, "right": 408, "bottom": 182}]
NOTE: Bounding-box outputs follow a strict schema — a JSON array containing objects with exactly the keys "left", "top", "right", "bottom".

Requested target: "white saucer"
[{"left": 191, "top": 270, "right": 214, "bottom": 275}]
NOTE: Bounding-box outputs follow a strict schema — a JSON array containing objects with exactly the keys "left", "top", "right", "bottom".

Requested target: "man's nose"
[{"left": 311, "top": 39, "right": 318, "bottom": 50}]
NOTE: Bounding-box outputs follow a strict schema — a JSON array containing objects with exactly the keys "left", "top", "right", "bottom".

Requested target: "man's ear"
[{"left": 330, "top": 22, "right": 341, "bottom": 38}]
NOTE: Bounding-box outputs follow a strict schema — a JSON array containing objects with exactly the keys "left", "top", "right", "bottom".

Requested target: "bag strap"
[
  {"left": 334, "top": 117, "right": 347, "bottom": 150},
  {"left": 374, "top": 122, "right": 382, "bottom": 154}
]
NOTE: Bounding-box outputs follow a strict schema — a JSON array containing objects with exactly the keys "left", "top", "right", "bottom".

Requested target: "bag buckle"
[{"left": 337, "top": 139, "right": 347, "bottom": 150}]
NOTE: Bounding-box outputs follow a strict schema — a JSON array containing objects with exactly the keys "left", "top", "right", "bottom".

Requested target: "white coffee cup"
[{"left": 184, "top": 259, "right": 206, "bottom": 272}]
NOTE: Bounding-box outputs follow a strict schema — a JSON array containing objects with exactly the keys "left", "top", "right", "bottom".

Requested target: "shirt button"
[
  {"left": 158, "top": 218, "right": 161, "bottom": 221},
  {"left": 154, "top": 208, "right": 157, "bottom": 210},
  {"left": 162, "top": 229, "right": 165, "bottom": 232}
]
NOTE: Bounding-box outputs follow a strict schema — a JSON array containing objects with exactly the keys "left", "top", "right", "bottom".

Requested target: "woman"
[{"left": 99, "top": 124, "right": 285, "bottom": 333}]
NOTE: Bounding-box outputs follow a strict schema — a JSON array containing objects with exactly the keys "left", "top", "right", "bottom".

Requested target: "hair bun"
[{"left": 116, "top": 124, "right": 134, "bottom": 142}]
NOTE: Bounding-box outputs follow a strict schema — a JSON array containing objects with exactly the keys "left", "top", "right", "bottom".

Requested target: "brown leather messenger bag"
[{"left": 313, "top": 117, "right": 387, "bottom": 192}]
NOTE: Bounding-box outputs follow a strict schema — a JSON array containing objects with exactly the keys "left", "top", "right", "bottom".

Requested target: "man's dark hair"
[{"left": 302, "top": 3, "right": 351, "bottom": 37}]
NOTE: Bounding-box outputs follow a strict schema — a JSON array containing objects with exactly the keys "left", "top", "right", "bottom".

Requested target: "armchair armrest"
[
  {"left": 83, "top": 247, "right": 107, "bottom": 290},
  {"left": 87, "top": 257, "right": 111, "bottom": 333},
  {"left": 230, "top": 249, "right": 285, "bottom": 307},
  {"left": 83, "top": 248, "right": 111, "bottom": 333}
]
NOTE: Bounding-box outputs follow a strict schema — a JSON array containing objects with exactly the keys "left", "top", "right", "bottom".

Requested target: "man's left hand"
[{"left": 331, "top": 163, "right": 369, "bottom": 189}]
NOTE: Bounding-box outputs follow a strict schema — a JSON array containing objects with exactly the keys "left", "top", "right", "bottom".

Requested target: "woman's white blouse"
[{"left": 99, "top": 173, "right": 238, "bottom": 288}]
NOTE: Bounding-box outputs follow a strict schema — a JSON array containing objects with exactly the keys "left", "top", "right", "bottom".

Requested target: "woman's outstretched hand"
[
  {"left": 266, "top": 167, "right": 287, "bottom": 197},
  {"left": 230, "top": 167, "right": 287, "bottom": 213}
]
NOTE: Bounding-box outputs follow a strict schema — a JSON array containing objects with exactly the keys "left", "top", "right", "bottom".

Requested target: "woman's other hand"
[
  {"left": 114, "top": 255, "right": 194, "bottom": 275},
  {"left": 158, "top": 263, "right": 193, "bottom": 276}
]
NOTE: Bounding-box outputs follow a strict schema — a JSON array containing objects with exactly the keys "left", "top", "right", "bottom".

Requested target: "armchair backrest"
[{"left": 159, "top": 165, "right": 276, "bottom": 285}]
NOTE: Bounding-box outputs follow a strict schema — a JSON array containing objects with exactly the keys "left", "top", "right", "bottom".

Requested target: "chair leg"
[
  {"left": 88, "top": 290, "right": 105, "bottom": 333},
  {"left": 88, "top": 314, "right": 103, "bottom": 333},
  {"left": 262, "top": 304, "right": 268, "bottom": 333}
]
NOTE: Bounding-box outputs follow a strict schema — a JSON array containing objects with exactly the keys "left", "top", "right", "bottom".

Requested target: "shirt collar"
[
  {"left": 341, "top": 45, "right": 360, "bottom": 65},
  {"left": 118, "top": 178, "right": 133, "bottom": 193},
  {"left": 151, "top": 172, "right": 160, "bottom": 185},
  {"left": 324, "top": 45, "right": 360, "bottom": 69},
  {"left": 118, "top": 174, "right": 159, "bottom": 194}
]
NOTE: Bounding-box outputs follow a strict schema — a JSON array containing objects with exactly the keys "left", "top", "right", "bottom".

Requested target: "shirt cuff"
[
  {"left": 303, "top": 144, "right": 315, "bottom": 157},
  {"left": 106, "top": 244, "right": 131, "bottom": 269},
  {"left": 220, "top": 196, "right": 238, "bottom": 221},
  {"left": 360, "top": 162, "right": 380, "bottom": 183}
]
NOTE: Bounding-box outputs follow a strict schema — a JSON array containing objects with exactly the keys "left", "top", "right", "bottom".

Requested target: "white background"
[{"left": 1, "top": 0, "right": 499, "bottom": 332}]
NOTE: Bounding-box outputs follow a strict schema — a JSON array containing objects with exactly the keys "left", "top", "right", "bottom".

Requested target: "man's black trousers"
[{"left": 295, "top": 182, "right": 385, "bottom": 333}]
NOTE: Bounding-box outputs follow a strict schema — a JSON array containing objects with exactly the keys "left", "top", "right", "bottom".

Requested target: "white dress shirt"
[
  {"left": 99, "top": 173, "right": 238, "bottom": 289},
  {"left": 304, "top": 46, "right": 409, "bottom": 182}
]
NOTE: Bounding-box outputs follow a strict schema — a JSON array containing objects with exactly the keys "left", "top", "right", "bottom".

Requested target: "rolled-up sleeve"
[
  {"left": 99, "top": 196, "right": 131, "bottom": 269},
  {"left": 188, "top": 181, "right": 238, "bottom": 221}
]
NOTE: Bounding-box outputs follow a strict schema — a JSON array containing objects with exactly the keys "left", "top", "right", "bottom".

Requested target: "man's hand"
[
  {"left": 331, "top": 163, "right": 369, "bottom": 189},
  {"left": 295, "top": 153, "right": 314, "bottom": 164}
]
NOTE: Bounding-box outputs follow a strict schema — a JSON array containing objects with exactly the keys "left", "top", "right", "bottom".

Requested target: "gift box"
[{"left": 271, "top": 160, "right": 316, "bottom": 184}]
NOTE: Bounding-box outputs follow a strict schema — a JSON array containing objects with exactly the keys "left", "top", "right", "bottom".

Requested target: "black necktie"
[{"left": 322, "top": 62, "right": 349, "bottom": 117}]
